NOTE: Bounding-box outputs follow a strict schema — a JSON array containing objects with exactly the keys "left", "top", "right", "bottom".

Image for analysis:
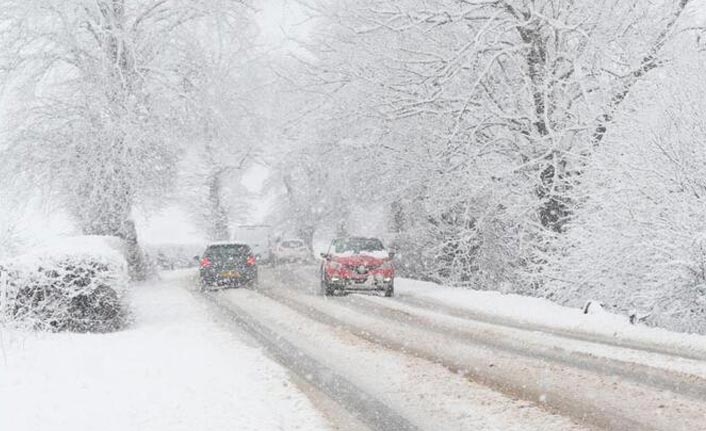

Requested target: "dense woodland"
[{"left": 2, "top": 0, "right": 706, "bottom": 333}]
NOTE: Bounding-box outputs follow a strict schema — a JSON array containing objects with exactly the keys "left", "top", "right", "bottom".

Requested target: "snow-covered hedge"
[{"left": 0, "top": 236, "right": 129, "bottom": 332}]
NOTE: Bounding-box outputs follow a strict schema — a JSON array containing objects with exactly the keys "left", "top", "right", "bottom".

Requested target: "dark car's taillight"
[
  {"left": 200, "top": 258, "right": 212, "bottom": 269},
  {"left": 246, "top": 256, "right": 256, "bottom": 267}
]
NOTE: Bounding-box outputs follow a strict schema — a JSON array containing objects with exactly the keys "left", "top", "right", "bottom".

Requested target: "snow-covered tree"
[
  {"left": 0, "top": 0, "right": 253, "bottom": 276},
  {"left": 548, "top": 57, "right": 706, "bottom": 333},
  {"left": 174, "top": 13, "right": 264, "bottom": 241},
  {"left": 274, "top": 0, "right": 700, "bottom": 291}
]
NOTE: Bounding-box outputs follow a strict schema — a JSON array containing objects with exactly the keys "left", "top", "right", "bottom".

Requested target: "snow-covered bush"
[
  {"left": 0, "top": 236, "right": 129, "bottom": 332},
  {"left": 547, "top": 60, "right": 706, "bottom": 333}
]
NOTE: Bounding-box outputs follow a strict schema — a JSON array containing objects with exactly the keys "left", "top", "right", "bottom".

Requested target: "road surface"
[{"left": 185, "top": 264, "right": 706, "bottom": 431}]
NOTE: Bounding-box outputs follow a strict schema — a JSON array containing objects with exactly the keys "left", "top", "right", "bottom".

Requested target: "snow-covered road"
[
  {"left": 5, "top": 266, "right": 706, "bottom": 431},
  {"left": 205, "top": 275, "right": 587, "bottom": 431},
  {"left": 205, "top": 264, "right": 706, "bottom": 431}
]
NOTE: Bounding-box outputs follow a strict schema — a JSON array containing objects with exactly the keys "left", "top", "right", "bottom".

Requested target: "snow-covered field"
[{"left": 0, "top": 272, "right": 329, "bottom": 431}]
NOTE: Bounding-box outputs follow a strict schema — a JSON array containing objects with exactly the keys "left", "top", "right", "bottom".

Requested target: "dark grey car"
[{"left": 198, "top": 243, "right": 258, "bottom": 289}]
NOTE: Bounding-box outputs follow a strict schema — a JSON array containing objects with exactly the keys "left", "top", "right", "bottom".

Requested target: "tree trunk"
[
  {"left": 117, "top": 220, "right": 147, "bottom": 281},
  {"left": 80, "top": 210, "right": 147, "bottom": 281},
  {"left": 336, "top": 219, "right": 348, "bottom": 238},
  {"left": 298, "top": 226, "right": 315, "bottom": 251},
  {"left": 207, "top": 170, "right": 230, "bottom": 241},
  {"left": 390, "top": 200, "right": 405, "bottom": 234}
]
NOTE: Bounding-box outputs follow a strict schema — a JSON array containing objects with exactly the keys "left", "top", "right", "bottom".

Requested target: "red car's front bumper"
[{"left": 325, "top": 267, "right": 394, "bottom": 289}]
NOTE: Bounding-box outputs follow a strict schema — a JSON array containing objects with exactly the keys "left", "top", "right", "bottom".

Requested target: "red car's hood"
[{"left": 332, "top": 254, "right": 388, "bottom": 266}]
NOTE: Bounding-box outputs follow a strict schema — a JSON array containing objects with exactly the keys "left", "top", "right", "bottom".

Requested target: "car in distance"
[
  {"left": 272, "top": 238, "right": 310, "bottom": 265},
  {"left": 320, "top": 237, "right": 395, "bottom": 297},
  {"left": 198, "top": 242, "right": 258, "bottom": 290}
]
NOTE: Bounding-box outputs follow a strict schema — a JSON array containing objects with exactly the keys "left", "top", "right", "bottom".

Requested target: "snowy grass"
[{"left": 0, "top": 273, "right": 329, "bottom": 431}]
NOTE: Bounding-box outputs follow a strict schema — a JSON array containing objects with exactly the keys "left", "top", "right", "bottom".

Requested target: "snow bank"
[
  {"left": 0, "top": 236, "right": 129, "bottom": 332},
  {"left": 396, "top": 278, "right": 706, "bottom": 355}
]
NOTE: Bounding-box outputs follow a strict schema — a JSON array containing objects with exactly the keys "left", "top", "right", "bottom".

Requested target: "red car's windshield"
[{"left": 332, "top": 238, "right": 384, "bottom": 254}]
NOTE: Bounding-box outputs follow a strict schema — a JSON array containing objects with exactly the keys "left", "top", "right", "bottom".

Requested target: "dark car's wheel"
[{"left": 320, "top": 277, "right": 334, "bottom": 296}]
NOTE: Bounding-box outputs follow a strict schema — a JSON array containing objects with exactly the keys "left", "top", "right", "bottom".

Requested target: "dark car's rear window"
[{"left": 204, "top": 244, "right": 251, "bottom": 260}]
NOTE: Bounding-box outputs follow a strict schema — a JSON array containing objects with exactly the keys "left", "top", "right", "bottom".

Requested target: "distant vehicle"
[
  {"left": 198, "top": 242, "right": 258, "bottom": 290},
  {"left": 145, "top": 243, "right": 205, "bottom": 270},
  {"left": 155, "top": 251, "right": 174, "bottom": 270},
  {"left": 232, "top": 225, "right": 272, "bottom": 264},
  {"left": 320, "top": 237, "right": 395, "bottom": 297},
  {"left": 272, "top": 238, "right": 310, "bottom": 264}
]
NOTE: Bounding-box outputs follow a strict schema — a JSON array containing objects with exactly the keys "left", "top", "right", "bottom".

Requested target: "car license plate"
[{"left": 220, "top": 271, "right": 240, "bottom": 279}]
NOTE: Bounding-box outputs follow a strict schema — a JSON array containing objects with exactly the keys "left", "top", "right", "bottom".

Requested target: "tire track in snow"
[
  {"left": 285, "top": 264, "right": 706, "bottom": 399},
  {"left": 292, "top": 263, "right": 706, "bottom": 362},
  {"left": 339, "top": 292, "right": 706, "bottom": 400},
  {"left": 200, "top": 283, "right": 591, "bottom": 431},
  {"left": 194, "top": 289, "right": 419, "bottom": 431},
  {"left": 258, "top": 268, "right": 706, "bottom": 431}
]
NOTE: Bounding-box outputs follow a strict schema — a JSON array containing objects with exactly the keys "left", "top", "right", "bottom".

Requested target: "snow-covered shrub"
[
  {"left": 547, "top": 60, "right": 706, "bottom": 333},
  {"left": 0, "top": 236, "right": 129, "bottom": 332},
  {"left": 388, "top": 180, "right": 545, "bottom": 294}
]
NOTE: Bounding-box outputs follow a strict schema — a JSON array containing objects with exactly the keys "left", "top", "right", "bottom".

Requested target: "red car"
[{"left": 320, "top": 237, "right": 395, "bottom": 297}]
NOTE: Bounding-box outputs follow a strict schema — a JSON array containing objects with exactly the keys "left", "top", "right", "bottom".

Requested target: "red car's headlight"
[{"left": 328, "top": 260, "right": 342, "bottom": 270}]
